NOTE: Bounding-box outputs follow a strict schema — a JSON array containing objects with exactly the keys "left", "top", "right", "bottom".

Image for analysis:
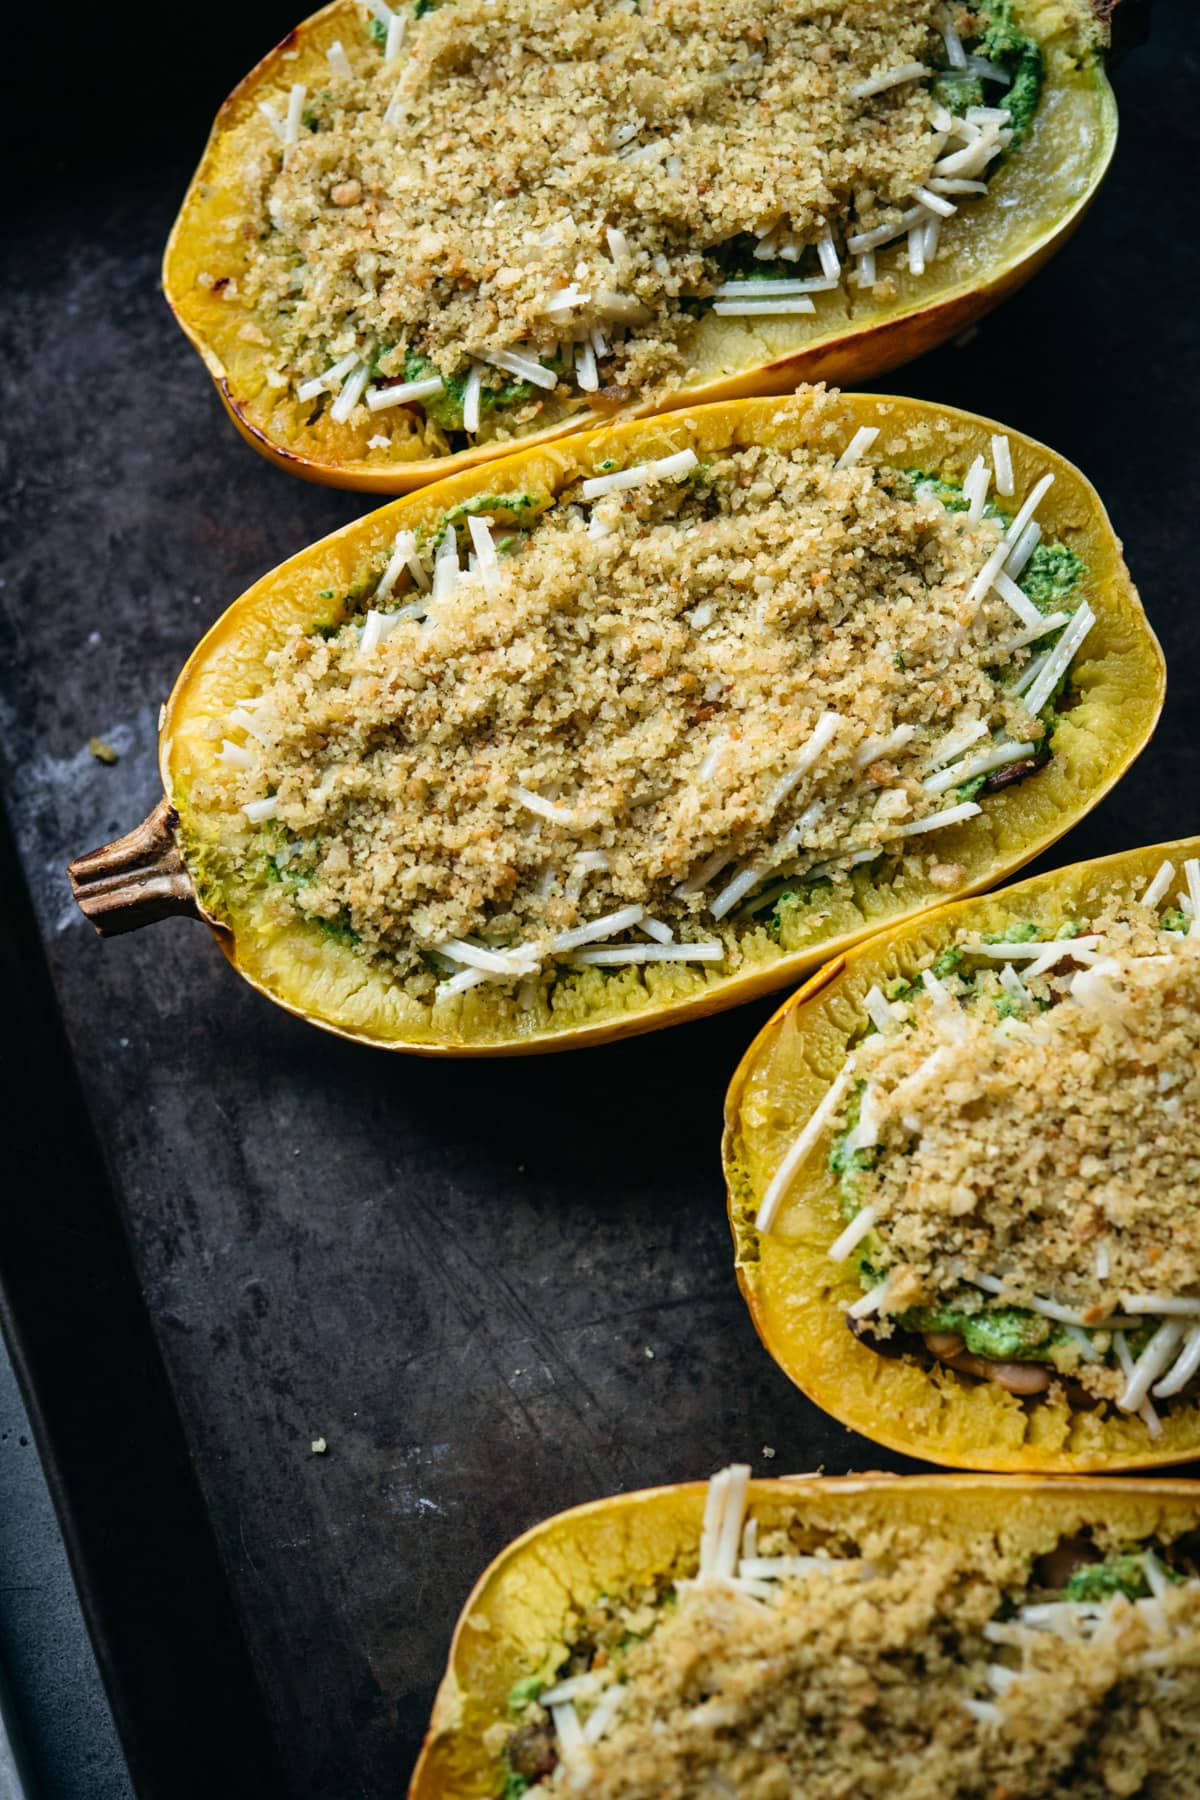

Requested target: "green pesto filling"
[
  {"left": 932, "top": 69, "right": 987, "bottom": 114},
  {"left": 502, "top": 1768, "right": 531, "bottom": 1800},
  {"left": 427, "top": 491, "right": 544, "bottom": 549},
  {"left": 508, "top": 1677, "right": 545, "bottom": 1715},
  {"left": 978, "top": 1, "right": 1045, "bottom": 142},
  {"left": 313, "top": 914, "right": 362, "bottom": 948},
  {"left": 401, "top": 352, "right": 535, "bottom": 433},
  {"left": 908, "top": 472, "right": 988, "bottom": 516},
  {"left": 1020, "top": 543, "right": 1088, "bottom": 610},
  {"left": 760, "top": 872, "right": 835, "bottom": 941},
  {"left": 883, "top": 945, "right": 965, "bottom": 1008},
  {"left": 1064, "top": 1552, "right": 1183, "bottom": 1605},
  {"left": 933, "top": 4, "right": 1044, "bottom": 140},
  {"left": 898, "top": 1302, "right": 1059, "bottom": 1362}
]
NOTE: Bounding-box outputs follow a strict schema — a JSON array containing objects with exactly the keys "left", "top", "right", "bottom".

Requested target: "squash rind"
[
  {"left": 408, "top": 1470, "right": 1200, "bottom": 1797},
  {"left": 159, "top": 390, "right": 1163, "bottom": 1055},
  {"left": 723, "top": 837, "right": 1200, "bottom": 1474},
  {"left": 162, "top": 0, "right": 1118, "bottom": 493}
]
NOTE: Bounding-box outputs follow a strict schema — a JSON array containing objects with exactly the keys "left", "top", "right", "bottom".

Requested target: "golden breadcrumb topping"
[
  {"left": 842, "top": 920, "right": 1200, "bottom": 1324},
  {"left": 235, "top": 0, "right": 1017, "bottom": 437},
  {"left": 502, "top": 1493, "right": 1200, "bottom": 1799},
  {"left": 195, "top": 426, "right": 1064, "bottom": 1001}
]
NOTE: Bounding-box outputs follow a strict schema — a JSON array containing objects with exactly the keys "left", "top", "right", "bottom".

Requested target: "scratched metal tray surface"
[{"left": 1, "top": 3, "right": 1197, "bottom": 1795}]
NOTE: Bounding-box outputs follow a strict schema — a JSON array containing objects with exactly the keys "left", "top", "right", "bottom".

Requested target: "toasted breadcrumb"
[
  {"left": 507, "top": 1503, "right": 1200, "bottom": 1798},
  {"left": 196, "top": 432, "right": 1063, "bottom": 1000},
  {"left": 239, "top": 0, "right": 1013, "bottom": 429},
  {"left": 835, "top": 913, "right": 1200, "bottom": 1343}
]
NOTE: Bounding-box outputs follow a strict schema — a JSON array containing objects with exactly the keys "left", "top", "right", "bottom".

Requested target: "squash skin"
[
  {"left": 142, "top": 391, "right": 1163, "bottom": 1054},
  {"left": 724, "top": 837, "right": 1200, "bottom": 1475},
  {"left": 408, "top": 1470, "right": 1200, "bottom": 1798},
  {"left": 162, "top": 0, "right": 1119, "bottom": 493}
]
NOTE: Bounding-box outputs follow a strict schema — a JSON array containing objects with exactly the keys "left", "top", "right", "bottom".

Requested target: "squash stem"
[{"left": 68, "top": 798, "right": 200, "bottom": 936}]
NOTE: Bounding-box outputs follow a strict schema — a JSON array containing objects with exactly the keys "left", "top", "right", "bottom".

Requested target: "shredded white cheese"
[
  {"left": 913, "top": 184, "right": 957, "bottom": 220},
  {"left": 552, "top": 904, "right": 646, "bottom": 953},
  {"left": 575, "top": 341, "right": 599, "bottom": 392},
  {"left": 924, "top": 719, "right": 987, "bottom": 769},
  {"left": 846, "top": 205, "right": 926, "bottom": 256},
  {"left": 1122, "top": 1296, "right": 1200, "bottom": 1318},
  {"left": 640, "top": 916, "right": 674, "bottom": 945},
  {"left": 460, "top": 366, "right": 483, "bottom": 435},
  {"left": 572, "top": 942, "right": 724, "bottom": 965},
  {"left": 757, "top": 1059, "right": 857, "bottom": 1233},
  {"left": 765, "top": 712, "right": 843, "bottom": 811},
  {"left": 1153, "top": 1325, "right": 1200, "bottom": 1399},
  {"left": 582, "top": 447, "right": 699, "bottom": 501},
  {"left": 1118, "top": 1321, "right": 1185, "bottom": 1413},
  {"left": 847, "top": 1277, "right": 891, "bottom": 1320},
  {"left": 1139, "top": 859, "right": 1176, "bottom": 911},
  {"left": 893, "top": 800, "right": 981, "bottom": 836},
  {"left": 863, "top": 984, "right": 899, "bottom": 1034},
  {"left": 850, "top": 61, "right": 930, "bottom": 100},
  {"left": 991, "top": 434, "right": 1014, "bottom": 496},
  {"left": 828, "top": 1204, "right": 879, "bottom": 1264},
  {"left": 384, "top": 12, "right": 406, "bottom": 59},
  {"left": 329, "top": 361, "right": 370, "bottom": 423},
  {"left": 923, "top": 736, "right": 1035, "bottom": 796},
  {"left": 297, "top": 350, "right": 360, "bottom": 404},
  {"left": 835, "top": 426, "right": 880, "bottom": 471},
  {"left": 1021, "top": 602, "right": 1095, "bottom": 717},
  {"left": 965, "top": 935, "right": 1100, "bottom": 962},
  {"left": 365, "top": 374, "right": 444, "bottom": 411},
  {"left": 550, "top": 1702, "right": 586, "bottom": 1760},
  {"left": 431, "top": 525, "right": 461, "bottom": 606},
  {"left": 282, "top": 82, "right": 306, "bottom": 147},
  {"left": 435, "top": 937, "right": 539, "bottom": 976},
  {"left": 326, "top": 39, "right": 352, "bottom": 78},
  {"left": 510, "top": 784, "right": 571, "bottom": 823},
  {"left": 712, "top": 296, "right": 815, "bottom": 317},
  {"left": 375, "top": 527, "right": 427, "bottom": 598},
  {"left": 485, "top": 348, "right": 558, "bottom": 391},
  {"left": 989, "top": 569, "right": 1042, "bottom": 631}
]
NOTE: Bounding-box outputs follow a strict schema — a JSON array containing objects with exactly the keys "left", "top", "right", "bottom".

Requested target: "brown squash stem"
[{"left": 68, "top": 798, "right": 201, "bottom": 935}]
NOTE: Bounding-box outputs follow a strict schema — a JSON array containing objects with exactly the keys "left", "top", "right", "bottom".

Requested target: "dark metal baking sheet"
[{"left": 1, "top": 4, "right": 1198, "bottom": 1795}]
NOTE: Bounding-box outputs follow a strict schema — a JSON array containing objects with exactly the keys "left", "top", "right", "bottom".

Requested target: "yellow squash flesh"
[
  {"left": 409, "top": 1470, "right": 1200, "bottom": 1797},
  {"left": 724, "top": 837, "right": 1200, "bottom": 1474},
  {"left": 154, "top": 390, "right": 1162, "bottom": 1055},
  {"left": 163, "top": 0, "right": 1117, "bottom": 492}
]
